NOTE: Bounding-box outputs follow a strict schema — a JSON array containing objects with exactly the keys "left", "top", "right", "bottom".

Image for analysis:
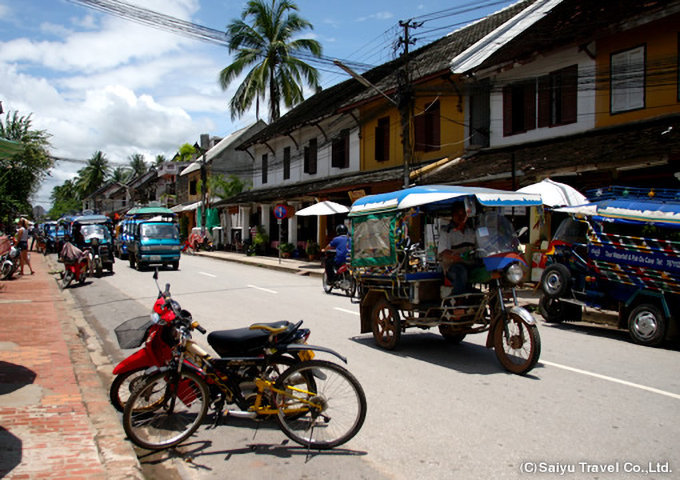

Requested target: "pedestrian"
[
  {"left": 15, "top": 218, "right": 35, "bottom": 275},
  {"left": 29, "top": 223, "right": 40, "bottom": 251}
]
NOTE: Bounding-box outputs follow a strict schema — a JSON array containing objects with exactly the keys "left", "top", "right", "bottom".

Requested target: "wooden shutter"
[
  {"left": 524, "top": 81, "right": 536, "bottom": 132},
  {"left": 503, "top": 85, "right": 513, "bottom": 136},
  {"left": 414, "top": 115, "right": 426, "bottom": 151},
  {"left": 561, "top": 65, "right": 578, "bottom": 124},
  {"left": 537, "top": 75, "right": 551, "bottom": 128}
]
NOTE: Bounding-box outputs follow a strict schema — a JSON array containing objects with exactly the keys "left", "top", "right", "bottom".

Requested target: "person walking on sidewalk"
[{"left": 15, "top": 218, "right": 35, "bottom": 275}]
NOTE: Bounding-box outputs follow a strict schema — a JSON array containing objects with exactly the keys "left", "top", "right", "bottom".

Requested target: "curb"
[{"left": 46, "top": 256, "right": 145, "bottom": 480}]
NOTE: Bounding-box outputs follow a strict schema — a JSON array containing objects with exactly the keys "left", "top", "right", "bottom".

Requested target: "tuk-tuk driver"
[{"left": 438, "top": 201, "right": 476, "bottom": 295}]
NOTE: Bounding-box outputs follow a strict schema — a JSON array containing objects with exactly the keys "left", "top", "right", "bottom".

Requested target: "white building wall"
[{"left": 484, "top": 46, "right": 596, "bottom": 148}]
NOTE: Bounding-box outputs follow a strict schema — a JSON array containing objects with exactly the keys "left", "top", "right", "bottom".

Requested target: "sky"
[{"left": 0, "top": 0, "right": 518, "bottom": 210}]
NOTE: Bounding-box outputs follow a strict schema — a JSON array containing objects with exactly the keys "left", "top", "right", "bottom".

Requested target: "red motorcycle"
[
  {"left": 59, "top": 240, "right": 91, "bottom": 288},
  {"left": 109, "top": 270, "right": 312, "bottom": 412}
]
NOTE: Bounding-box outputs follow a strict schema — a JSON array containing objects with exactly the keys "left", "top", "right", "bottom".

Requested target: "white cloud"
[{"left": 356, "top": 11, "right": 394, "bottom": 22}]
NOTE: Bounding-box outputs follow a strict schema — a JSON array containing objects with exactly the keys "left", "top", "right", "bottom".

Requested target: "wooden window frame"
[
  {"left": 332, "top": 129, "right": 350, "bottom": 169},
  {"left": 610, "top": 44, "right": 646, "bottom": 114},
  {"left": 375, "top": 117, "right": 390, "bottom": 162},
  {"left": 304, "top": 138, "right": 318, "bottom": 175}
]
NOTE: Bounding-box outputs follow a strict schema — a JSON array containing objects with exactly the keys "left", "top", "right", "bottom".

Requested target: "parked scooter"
[
  {"left": 109, "top": 269, "right": 313, "bottom": 412},
  {"left": 322, "top": 250, "right": 356, "bottom": 297},
  {"left": 0, "top": 237, "right": 20, "bottom": 280}
]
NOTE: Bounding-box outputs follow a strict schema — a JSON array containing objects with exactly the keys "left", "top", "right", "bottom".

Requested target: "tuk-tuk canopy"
[
  {"left": 556, "top": 198, "right": 680, "bottom": 229},
  {"left": 126, "top": 206, "right": 176, "bottom": 218},
  {"left": 72, "top": 214, "right": 112, "bottom": 225},
  {"left": 349, "top": 185, "right": 542, "bottom": 216}
]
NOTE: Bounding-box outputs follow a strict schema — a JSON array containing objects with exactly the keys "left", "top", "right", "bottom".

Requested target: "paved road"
[{"left": 72, "top": 254, "right": 680, "bottom": 480}]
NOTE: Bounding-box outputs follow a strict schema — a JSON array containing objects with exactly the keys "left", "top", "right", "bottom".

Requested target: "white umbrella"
[
  {"left": 295, "top": 201, "right": 349, "bottom": 216},
  {"left": 517, "top": 178, "right": 588, "bottom": 207}
]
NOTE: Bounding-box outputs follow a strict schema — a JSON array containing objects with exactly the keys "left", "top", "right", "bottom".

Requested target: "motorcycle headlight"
[
  {"left": 505, "top": 263, "right": 524, "bottom": 285},
  {"left": 150, "top": 312, "right": 162, "bottom": 324}
]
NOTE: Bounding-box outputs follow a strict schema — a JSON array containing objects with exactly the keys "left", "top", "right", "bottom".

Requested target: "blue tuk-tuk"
[
  {"left": 350, "top": 185, "right": 543, "bottom": 375},
  {"left": 539, "top": 186, "right": 680, "bottom": 347},
  {"left": 71, "top": 214, "right": 115, "bottom": 275},
  {"left": 116, "top": 206, "right": 177, "bottom": 259}
]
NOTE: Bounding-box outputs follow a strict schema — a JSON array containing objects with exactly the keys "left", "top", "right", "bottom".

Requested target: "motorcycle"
[
  {"left": 0, "top": 237, "right": 20, "bottom": 280},
  {"left": 322, "top": 250, "right": 356, "bottom": 297},
  {"left": 109, "top": 269, "right": 314, "bottom": 412},
  {"left": 59, "top": 240, "right": 91, "bottom": 288}
]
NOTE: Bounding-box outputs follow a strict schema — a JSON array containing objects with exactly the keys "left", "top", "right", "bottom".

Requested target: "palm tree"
[
  {"left": 111, "top": 166, "right": 132, "bottom": 183},
  {"left": 219, "top": 0, "right": 322, "bottom": 122},
  {"left": 154, "top": 154, "right": 166, "bottom": 168},
  {"left": 129, "top": 153, "right": 148, "bottom": 178},
  {"left": 77, "top": 151, "right": 110, "bottom": 197}
]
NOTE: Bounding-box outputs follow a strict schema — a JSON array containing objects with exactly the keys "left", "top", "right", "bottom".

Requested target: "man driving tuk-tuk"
[
  {"left": 71, "top": 215, "right": 115, "bottom": 275},
  {"left": 350, "top": 185, "right": 542, "bottom": 375}
]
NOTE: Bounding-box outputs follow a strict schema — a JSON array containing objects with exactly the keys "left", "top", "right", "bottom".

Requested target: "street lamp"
[{"left": 333, "top": 60, "right": 412, "bottom": 188}]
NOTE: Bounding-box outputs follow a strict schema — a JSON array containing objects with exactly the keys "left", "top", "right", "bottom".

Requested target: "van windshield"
[{"left": 141, "top": 224, "right": 178, "bottom": 240}]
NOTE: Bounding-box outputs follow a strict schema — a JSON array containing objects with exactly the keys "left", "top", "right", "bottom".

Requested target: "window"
[
  {"left": 414, "top": 100, "right": 441, "bottom": 152},
  {"left": 375, "top": 117, "right": 390, "bottom": 162},
  {"left": 283, "top": 146, "right": 291, "bottom": 180},
  {"left": 262, "top": 154, "right": 268, "bottom": 184},
  {"left": 538, "top": 65, "right": 578, "bottom": 127},
  {"left": 332, "top": 129, "right": 350, "bottom": 169},
  {"left": 189, "top": 180, "right": 197, "bottom": 195},
  {"left": 611, "top": 45, "right": 645, "bottom": 113},
  {"left": 503, "top": 81, "right": 536, "bottom": 136},
  {"left": 304, "top": 138, "right": 317, "bottom": 174}
]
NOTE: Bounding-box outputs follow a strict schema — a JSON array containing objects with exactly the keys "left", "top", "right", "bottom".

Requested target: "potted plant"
[
  {"left": 305, "top": 241, "right": 321, "bottom": 261},
  {"left": 252, "top": 227, "right": 269, "bottom": 256},
  {"left": 279, "top": 242, "right": 295, "bottom": 258}
]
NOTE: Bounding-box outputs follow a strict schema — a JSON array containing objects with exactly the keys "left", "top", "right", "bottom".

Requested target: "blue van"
[
  {"left": 116, "top": 206, "right": 176, "bottom": 259},
  {"left": 127, "top": 220, "right": 181, "bottom": 271}
]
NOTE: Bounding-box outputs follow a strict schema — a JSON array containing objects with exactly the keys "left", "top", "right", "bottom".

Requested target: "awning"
[
  {"left": 517, "top": 178, "right": 588, "bottom": 207},
  {"left": 296, "top": 201, "right": 349, "bottom": 216},
  {"left": 0, "top": 138, "right": 24, "bottom": 160}
]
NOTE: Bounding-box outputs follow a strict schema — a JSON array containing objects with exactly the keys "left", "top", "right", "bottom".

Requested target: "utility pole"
[
  {"left": 397, "top": 20, "right": 421, "bottom": 189},
  {"left": 194, "top": 135, "right": 209, "bottom": 234}
]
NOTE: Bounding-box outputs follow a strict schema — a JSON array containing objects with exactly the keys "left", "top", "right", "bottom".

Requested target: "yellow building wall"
[
  {"left": 360, "top": 78, "right": 467, "bottom": 172},
  {"left": 595, "top": 14, "right": 680, "bottom": 128}
]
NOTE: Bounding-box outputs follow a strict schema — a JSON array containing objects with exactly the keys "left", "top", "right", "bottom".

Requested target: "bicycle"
[{"left": 122, "top": 284, "right": 367, "bottom": 451}]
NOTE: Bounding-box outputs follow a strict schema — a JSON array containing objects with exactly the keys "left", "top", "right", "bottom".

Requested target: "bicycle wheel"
[
  {"left": 109, "top": 367, "right": 146, "bottom": 413},
  {"left": 123, "top": 369, "right": 209, "bottom": 450},
  {"left": 273, "top": 360, "right": 366, "bottom": 450}
]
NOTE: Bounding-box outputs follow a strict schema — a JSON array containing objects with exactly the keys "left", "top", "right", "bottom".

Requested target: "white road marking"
[
  {"left": 248, "top": 284, "right": 278, "bottom": 294},
  {"left": 542, "top": 360, "right": 680, "bottom": 400},
  {"left": 335, "top": 307, "right": 360, "bottom": 316},
  {"left": 199, "top": 272, "right": 216, "bottom": 278}
]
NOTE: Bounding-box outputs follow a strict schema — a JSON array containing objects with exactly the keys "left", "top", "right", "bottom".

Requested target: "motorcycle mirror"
[{"left": 516, "top": 226, "right": 528, "bottom": 238}]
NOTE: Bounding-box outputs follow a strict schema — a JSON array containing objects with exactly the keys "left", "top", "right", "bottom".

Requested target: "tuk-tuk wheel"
[
  {"left": 540, "top": 264, "right": 571, "bottom": 298},
  {"left": 172, "top": 261, "right": 179, "bottom": 271},
  {"left": 371, "top": 297, "right": 401, "bottom": 350},
  {"left": 538, "top": 296, "right": 581, "bottom": 323},
  {"left": 494, "top": 312, "right": 541, "bottom": 375},
  {"left": 628, "top": 304, "right": 667, "bottom": 347}
]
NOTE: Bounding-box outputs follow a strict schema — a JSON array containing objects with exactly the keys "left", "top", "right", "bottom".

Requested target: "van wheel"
[
  {"left": 628, "top": 304, "right": 667, "bottom": 347},
  {"left": 540, "top": 264, "right": 571, "bottom": 298},
  {"left": 172, "top": 261, "right": 179, "bottom": 271}
]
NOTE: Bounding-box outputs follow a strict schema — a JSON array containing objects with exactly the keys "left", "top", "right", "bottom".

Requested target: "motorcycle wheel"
[
  {"left": 371, "top": 297, "right": 401, "bottom": 350},
  {"left": 110, "top": 367, "right": 147, "bottom": 412},
  {"left": 493, "top": 312, "right": 541, "bottom": 375},
  {"left": 345, "top": 274, "right": 357, "bottom": 298},
  {"left": 322, "top": 271, "right": 333, "bottom": 294},
  {"left": 1, "top": 260, "right": 14, "bottom": 280},
  {"left": 63, "top": 270, "right": 74, "bottom": 288}
]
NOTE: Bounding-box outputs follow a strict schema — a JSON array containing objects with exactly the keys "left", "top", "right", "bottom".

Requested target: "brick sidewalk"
[{"left": 0, "top": 254, "right": 143, "bottom": 479}]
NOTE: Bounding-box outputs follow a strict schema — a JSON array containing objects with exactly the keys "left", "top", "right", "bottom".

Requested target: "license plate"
[
  {"left": 299, "top": 350, "right": 315, "bottom": 361},
  {"left": 150, "top": 255, "right": 161, "bottom": 261}
]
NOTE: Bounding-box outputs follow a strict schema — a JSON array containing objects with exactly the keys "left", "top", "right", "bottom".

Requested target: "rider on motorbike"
[{"left": 323, "top": 224, "right": 351, "bottom": 283}]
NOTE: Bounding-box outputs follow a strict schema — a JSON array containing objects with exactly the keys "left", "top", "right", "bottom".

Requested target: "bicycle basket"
[{"left": 115, "top": 316, "right": 154, "bottom": 349}]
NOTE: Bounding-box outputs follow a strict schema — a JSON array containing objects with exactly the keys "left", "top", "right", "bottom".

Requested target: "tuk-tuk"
[
  {"left": 71, "top": 214, "right": 115, "bottom": 275},
  {"left": 127, "top": 219, "right": 181, "bottom": 271},
  {"left": 41, "top": 221, "right": 63, "bottom": 255},
  {"left": 539, "top": 186, "right": 680, "bottom": 347},
  {"left": 116, "top": 206, "right": 177, "bottom": 259},
  {"left": 350, "top": 185, "right": 543, "bottom": 375}
]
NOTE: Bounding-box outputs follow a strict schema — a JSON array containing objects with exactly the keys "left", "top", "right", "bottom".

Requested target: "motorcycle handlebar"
[{"left": 195, "top": 324, "right": 207, "bottom": 334}]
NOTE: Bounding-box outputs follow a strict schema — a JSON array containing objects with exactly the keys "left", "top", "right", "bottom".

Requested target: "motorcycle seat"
[{"left": 207, "top": 321, "right": 293, "bottom": 357}]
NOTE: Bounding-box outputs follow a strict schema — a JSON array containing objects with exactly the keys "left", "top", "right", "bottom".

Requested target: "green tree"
[
  {"left": 0, "top": 111, "right": 52, "bottom": 222},
  {"left": 219, "top": 0, "right": 322, "bottom": 122},
  {"left": 210, "top": 174, "right": 250, "bottom": 200},
  {"left": 48, "top": 179, "right": 81, "bottom": 218},
  {"left": 129, "top": 153, "right": 148, "bottom": 178},
  {"left": 77, "top": 151, "right": 110, "bottom": 197},
  {"left": 176, "top": 143, "right": 197, "bottom": 162},
  {"left": 154, "top": 154, "right": 166, "bottom": 168},
  {"left": 111, "top": 166, "right": 132, "bottom": 183}
]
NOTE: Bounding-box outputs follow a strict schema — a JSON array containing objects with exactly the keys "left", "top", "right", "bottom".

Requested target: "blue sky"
[{"left": 0, "top": 0, "right": 517, "bottom": 208}]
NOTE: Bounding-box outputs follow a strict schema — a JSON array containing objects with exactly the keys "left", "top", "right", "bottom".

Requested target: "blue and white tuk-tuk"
[
  {"left": 350, "top": 185, "right": 543, "bottom": 375},
  {"left": 539, "top": 186, "right": 680, "bottom": 347}
]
